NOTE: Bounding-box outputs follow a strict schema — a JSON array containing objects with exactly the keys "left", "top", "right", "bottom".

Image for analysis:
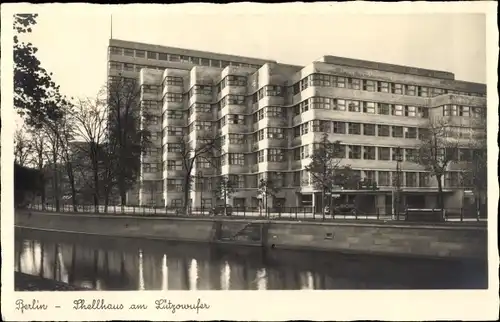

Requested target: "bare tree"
[
  {"left": 14, "top": 128, "right": 32, "bottom": 167},
  {"left": 417, "top": 118, "right": 463, "bottom": 218},
  {"left": 177, "top": 135, "right": 222, "bottom": 213},
  {"left": 73, "top": 95, "right": 109, "bottom": 211},
  {"left": 258, "top": 178, "right": 280, "bottom": 218},
  {"left": 305, "top": 133, "right": 357, "bottom": 219},
  {"left": 27, "top": 128, "right": 48, "bottom": 209},
  {"left": 106, "top": 75, "right": 151, "bottom": 206}
]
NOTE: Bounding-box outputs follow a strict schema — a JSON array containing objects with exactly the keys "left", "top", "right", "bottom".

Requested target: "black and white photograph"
[{"left": 1, "top": 2, "right": 498, "bottom": 321}]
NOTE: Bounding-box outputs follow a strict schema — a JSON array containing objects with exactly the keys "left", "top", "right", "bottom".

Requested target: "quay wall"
[{"left": 15, "top": 211, "right": 487, "bottom": 260}]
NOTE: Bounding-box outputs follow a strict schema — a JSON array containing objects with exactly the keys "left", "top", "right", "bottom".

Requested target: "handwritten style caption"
[{"left": 15, "top": 298, "right": 211, "bottom": 314}]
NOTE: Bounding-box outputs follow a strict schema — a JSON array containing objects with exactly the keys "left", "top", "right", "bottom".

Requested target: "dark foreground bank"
[{"left": 15, "top": 272, "right": 89, "bottom": 291}]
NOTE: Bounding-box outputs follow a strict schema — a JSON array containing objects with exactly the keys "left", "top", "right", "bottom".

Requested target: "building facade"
[{"left": 107, "top": 39, "right": 487, "bottom": 213}]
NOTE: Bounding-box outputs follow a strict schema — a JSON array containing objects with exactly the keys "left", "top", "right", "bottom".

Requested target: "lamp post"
[
  {"left": 198, "top": 171, "right": 203, "bottom": 215},
  {"left": 393, "top": 147, "right": 403, "bottom": 220}
]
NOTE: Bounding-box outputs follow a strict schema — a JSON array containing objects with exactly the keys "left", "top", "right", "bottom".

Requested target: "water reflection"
[{"left": 14, "top": 230, "right": 487, "bottom": 290}]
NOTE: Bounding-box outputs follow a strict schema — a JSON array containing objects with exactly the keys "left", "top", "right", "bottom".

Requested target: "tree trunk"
[
  {"left": 223, "top": 188, "right": 227, "bottom": 216},
  {"left": 436, "top": 175, "right": 444, "bottom": 220},
  {"left": 40, "top": 175, "right": 47, "bottom": 210},
  {"left": 104, "top": 190, "right": 110, "bottom": 213},
  {"left": 183, "top": 173, "right": 191, "bottom": 214},
  {"left": 92, "top": 165, "right": 100, "bottom": 213},
  {"left": 53, "top": 163, "right": 60, "bottom": 212},
  {"left": 321, "top": 189, "right": 325, "bottom": 221},
  {"left": 66, "top": 163, "right": 78, "bottom": 212}
]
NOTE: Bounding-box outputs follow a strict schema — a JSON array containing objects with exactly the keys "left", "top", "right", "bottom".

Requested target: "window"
[
  {"left": 194, "top": 103, "right": 211, "bottom": 113},
  {"left": 148, "top": 116, "right": 160, "bottom": 125},
  {"left": 378, "top": 171, "right": 390, "bottom": 186},
  {"left": 348, "top": 123, "right": 361, "bottom": 135},
  {"left": 378, "top": 147, "right": 390, "bottom": 161},
  {"left": 166, "top": 110, "right": 184, "bottom": 119},
  {"left": 266, "top": 106, "right": 284, "bottom": 118},
  {"left": 377, "top": 103, "right": 390, "bottom": 115},
  {"left": 363, "top": 124, "right": 376, "bottom": 136},
  {"left": 362, "top": 101, "right": 375, "bottom": 113},
  {"left": 164, "top": 76, "right": 183, "bottom": 86},
  {"left": 311, "top": 97, "right": 332, "bottom": 109},
  {"left": 142, "top": 100, "right": 160, "bottom": 110},
  {"left": 378, "top": 82, "right": 390, "bottom": 93},
  {"left": 200, "top": 58, "right": 210, "bottom": 66},
  {"left": 332, "top": 145, "right": 346, "bottom": 158},
  {"left": 124, "top": 63, "right": 134, "bottom": 71},
  {"left": 406, "top": 172, "right": 417, "bottom": 187},
  {"left": 363, "top": 146, "right": 376, "bottom": 160},
  {"left": 405, "top": 85, "right": 416, "bottom": 96},
  {"left": 347, "top": 100, "right": 360, "bottom": 112},
  {"left": 300, "top": 145, "right": 309, "bottom": 159},
  {"left": 347, "top": 78, "right": 361, "bottom": 90},
  {"left": 142, "top": 85, "right": 159, "bottom": 94},
  {"left": 310, "top": 74, "right": 331, "bottom": 87},
  {"left": 300, "top": 78, "right": 309, "bottom": 91},
  {"left": 146, "top": 51, "right": 157, "bottom": 59},
  {"left": 348, "top": 145, "right": 361, "bottom": 159},
  {"left": 404, "top": 127, "right": 417, "bottom": 139},
  {"left": 392, "top": 171, "right": 403, "bottom": 186},
  {"left": 193, "top": 85, "right": 212, "bottom": 95},
  {"left": 169, "top": 54, "right": 180, "bottom": 62},
  {"left": 405, "top": 106, "right": 416, "bottom": 117},
  {"left": 405, "top": 149, "right": 418, "bottom": 162},
  {"left": 392, "top": 148, "right": 404, "bottom": 161},
  {"left": 167, "top": 126, "right": 183, "bottom": 136},
  {"left": 363, "top": 80, "right": 376, "bottom": 91},
  {"left": 256, "top": 109, "right": 264, "bottom": 121},
  {"left": 167, "top": 143, "right": 182, "bottom": 152},
  {"left": 418, "top": 86, "right": 429, "bottom": 97},
  {"left": 225, "top": 94, "right": 245, "bottom": 105},
  {"left": 195, "top": 121, "right": 212, "bottom": 131},
  {"left": 392, "top": 104, "right": 404, "bottom": 116},
  {"left": 432, "top": 88, "right": 445, "bottom": 96},
  {"left": 312, "top": 120, "right": 331, "bottom": 132},
  {"left": 301, "top": 122, "right": 309, "bottom": 135},
  {"left": 445, "top": 172, "right": 460, "bottom": 187},
  {"left": 109, "top": 47, "right": 122, "bottom": 55},
  {"left": 158, "top": 53, "right": 168, "bottom": 61},
  {"left": 419, "top": 173, "right": 430, "bottom": 187},
  {"left": 227, "top": 75, "right": 247, "bottom": 86},
  {"left": 265, "top": 85, "right": 284, "bottom": 97},
  {"left": 220, "top": 61, "right": 230, "bottom": 68},
  {"left": 167, "top": 160, "right": 182, "bottom": 171},
  {"left": 334, "top": 99, "right": 346, "bottom": 111},
  {"left": 459, "top": 149, "right": 472, "bottom": 162},
  {"left": 143, "top": 163, "right": 160, "bottom": 173},
  {"left": 292, "top": 82, "right": 301, "bottom": 95},
  {"left": 333, "top": 122, "right": 346, "bottom": 134},
  {"left": 417, "top": 107, "right": 429, "bottom": 118},
  {"left": 267, "top": 149, "right": 285, "bottom": 162},
  {"left": 443, "top": 104, "right": 458, "bottom": 116},
  {"left": 124, "top": 49, "right": 134, "bottom": 57},
  {"left": 392, "top": 83, "right": 403, "bottom": 95},
  {"left": 378, "top": 125, "right": 390, "bottom": 137},
  {"left": 229, "top": 134, "right": 245, "bottom": 144},
  {"left": 165, "top": 93, "right": 183, "bottom": 102},
  {"left": 151, "top": 132, "right": 162, "bottom": 141},
  {"left": 418, "top": 128, "right": 429, "bottom": 140},
  {"left": 228, "top": 153, "right": 245, "bottom": 165},
  {"left": 109, "top": 61, "right": 122, "bottom": 71},
  {"left": 267, "top": 128, "right": 284, "bottom": 139},
  {"left": 227, "top": 114, "right": 245, "bottom": 124},
  {"left": 135, "top": 50, "right": 145, "bottom": 58},
  {"left": 257, "top": 150, "right": 265, "bottom": 163},
  {"left": 167, "top": 180, "right": 183, "bottom": 192},
  {"left": 335, "top": 77, "right": 346, "bottom": 88},
  {"left": 460, "top": 106, "right": 470, "bottom": 117},
  {"left": 299, "top": 100, "right": 309, "bottom": 113}
]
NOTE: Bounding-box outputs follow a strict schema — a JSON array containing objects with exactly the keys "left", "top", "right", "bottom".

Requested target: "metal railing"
[{"left": 23, "top": 204, "right": 486, "bottom": 223}]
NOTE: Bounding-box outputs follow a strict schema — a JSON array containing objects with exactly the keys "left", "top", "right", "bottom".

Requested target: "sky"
[{"left": 12, "top": 5, "right": 487, "bottom": 126}]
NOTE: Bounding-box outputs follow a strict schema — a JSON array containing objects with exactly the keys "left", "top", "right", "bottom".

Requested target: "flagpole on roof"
[{"left": 110, "top": 14, "right": 113, "bottom": 39}]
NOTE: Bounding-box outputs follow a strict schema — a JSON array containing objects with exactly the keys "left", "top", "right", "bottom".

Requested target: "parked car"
[
  {"left": 324, "top": 204, "right": 359, "bottom": 216},
  {"left": 210, "top": 204, "right": 233, "bottom": 216}
]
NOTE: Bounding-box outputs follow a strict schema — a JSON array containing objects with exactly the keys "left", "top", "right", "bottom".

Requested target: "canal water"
[{"left": 15, "top": 229, "right": 487, "bottom": 290}]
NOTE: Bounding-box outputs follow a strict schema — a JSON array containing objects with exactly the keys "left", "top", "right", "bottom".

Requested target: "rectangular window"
[
  {"left": 377, "top": 103, "right": 390, "bottom": 115},
  {"left": 362, "top": 101, "right": 375, "bottom": 114},
  {"left": 363, "top": 80, "right": 376, "bottom": 92},
  {"left": 333, "top": 122, "right": 346, "bottom": 134},
  {"left": 229, "top": 134, "right": 245, "bottom": 144},
  {"left": 167, "top": 143, "right": 182, "bottom": 152},
  {"left": 378, "top": 147, "right": 390, "bottom": 161},
  {"left": 459, "top": 149, "right": 472, "bottom": 162},
  {"left": 348, "top": 123, "right": 361, "bottom": 135},
  {"left": 167, "top": 126, "right": 184, "bottom": 136},
  {"left": 363, "top": 146, "right": 376, "bottom": 160},
  {"left": 336, "top": 77, "right": 346, "bottom": 88},
  {"left": 405, "top": 85, "right": 416, "bottom": 96},
  {"left": 142, "top": 85, "right": 159, "bottom": 94},
  {"left": 257, "top": 150, "right": 265, "bottom": 163},
  {"left": 432, "top": 88, "right": 444, "bottom": 96},
  {"left": 195, "top": 121, "right": 212, "bottom": 131},
  {"left": 392, "top": 126, "right": 404, "bottom": 138},
  {"left": 417, "top": 107, "right": 429, "bottom": 118},
  {"left": 404, "top": 127, "right": 417, "bottom": 139},
  {"left": 159, "top": 53, "right": 168, "bottom": 61},
  {"left": 229, "top": 153, "right": 245, "bottom": 165},
  {"left": 347, "top": 78, "right": 361, "bottom": 90},
  {"left": 142, "top": 100, "right": 160, "bottom": 110},
  {"left": 109, "top": 47, "right": 122, "bottom": 55},
  {"left": 460, "top": 106, "right": 470, "bottom": 117},
  {"left": 378, "top": 171, "right": 390, "bottom": 186},
  {"left": 200, "top": 58, "right": 210, "bottom": 66},
  {"left": 301, "top": 122, "right": 309, "bottom": 135},
  {"left": 227, "top": 75, "right": 247, "bottom": 86},
  {"left": 124, "top": 63, "right": 134, "bottom": 71},
  {"left": 378, "top": 82, "right": 390, "bottom": 93},
  {"left": 347, "top": 100, "right": 360, "bottom": 112},
  {"left": 310, "top": 74, "right": 331, "bottom": 87},
  {"left": 147, "top": 51, "right": 157, "bottom": 59},
  {"left": 311, "top": 97, "right": 332, "bottom": 110},
  {"left": 167, "top": 160, "right": 182, "bottom": 171},
  {"left": 363, "top": 124, "right": 376, "bottom": 136},
  {"left": 169, "top": 54, "right": 180, "bottom": 62},
  {"left": 267, "top": 149, "right": 285, "bottom": 162},
  {"left": 166, "top": 110, "right": 184, "bottom": 119},
  {"left": 266, "top": 106, "right": 284, "bottom": 118},
  {"left": 392, "top": 104, "right": 404, "bottom": 116},
  {"left": 267, "top": 127, "right": 284, "bottom": 139},
  {"left": 165, "top": 93, "right": 183, "bottom": 102},
  {"left": 406, "top": 172, "right": 417, "bottom": 187},
  {"left": 378, "top": 125, "right": 390, "bottom": 137},
  {"left": 392, "top": 83, "right": 403, "bottom": 95},
  {"left": 418, "top": 86, "right": 429, "bottom": 97},
  {"left": 193, "top": 103, "right": 211, "bottom": 113},
  {"left": 135, "top": 50, "right": 145, "bottom": 58},
  {"left": 164, "top": 76, "right": 183, "bottom": 86},
  {"left": 348, "top": 146, "right": 361, "bottom": 159},
  {"left": 419, "top": 173, "right": 430, "bottom": 187},
  {"left": 124, "top": 49, "right": 134, "bottom": 57},
  {"left": 227, "top": 114, "right": 245, "bottom": 124},
  {"left": 300, "top": 145, "right": 309, "bottom": 159},
  {"left": 334, "top": 99, "right": 346, "bottom": 111},
  {"left": 264, "top": 85, "right": 284, "bottom": 97},
  {"left": 193, "top": 85, "right": 212, "bottom": 95},
  {"left": 225, "top": 94, "right": 245, "bottom": 105},
  {"left": 405, "top": 105, "right": 416, "bottom": 117},
  {"left": 405, "top": 149, "right": 418, "bottom": 162}
]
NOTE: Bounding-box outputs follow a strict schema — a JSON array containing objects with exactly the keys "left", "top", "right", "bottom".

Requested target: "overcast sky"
[{"left": 10, "top": 4, "right": 487, "bottom": 127}]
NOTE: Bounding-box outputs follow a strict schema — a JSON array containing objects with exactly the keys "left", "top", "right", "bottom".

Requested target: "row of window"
[
  {"left": 293, "top": 73, "right": 486, "bottom": 98},
  {"left": 161, "top": 170, "right": 471, "bottom": 191},
  {"left": 293, "top": 97, "right": 429, "bottom": 118},
  {"left": 109, "top": 46, "right": 262, "bottom": 69},
  {"left": 443, "top": 104, "right": 483, "bottom": 118}
]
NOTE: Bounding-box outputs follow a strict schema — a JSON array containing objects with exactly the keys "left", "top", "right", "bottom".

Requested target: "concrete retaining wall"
[{"left": 15, "top": 211, "right": 487, "bottom": 260}]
